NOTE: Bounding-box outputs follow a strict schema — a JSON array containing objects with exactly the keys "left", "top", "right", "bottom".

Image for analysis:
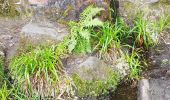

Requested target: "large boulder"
[
  {"left": 66, "top": 56, "right": 115, "bottom": 81},
  {"left": 65, "top": 55, "right": 129, "bottom": 97},
  {"left": 20, "top": 21, "right": 69, "bottom": 44},
  {"left": 25, "top": 0, "right": 111, "bottom": 21},
  {"left": 119, "top": 0, "right": 170, "bottom": 20}
]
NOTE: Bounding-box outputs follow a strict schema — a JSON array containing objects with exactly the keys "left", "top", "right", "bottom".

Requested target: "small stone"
[
  {"left": 0, "top": 51, "right": 4, "bottom": 56},
  {"left": 0, "top": 35, "right": 13, "bottom": 40}
]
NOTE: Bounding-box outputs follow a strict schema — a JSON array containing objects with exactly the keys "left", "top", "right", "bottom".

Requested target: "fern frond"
[
  {"left": 80, "top": 5, "right": 104, "bottom": 22},
  {"left": 68, "top": 37, "right": 77, "bottom": 53},
  {"left": 83, "top": 18, "right": 103, "bottom": 27},
  {"left": 79, "top": 29, "right": 90, "bottom": 40},
  {"left": 68, "top": 5, "right": 104, "bottom": 54}
]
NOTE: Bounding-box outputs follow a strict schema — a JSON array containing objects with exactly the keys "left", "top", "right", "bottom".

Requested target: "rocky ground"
[{"left": 138, "top": 29, "right": 170, "bottom": 100}]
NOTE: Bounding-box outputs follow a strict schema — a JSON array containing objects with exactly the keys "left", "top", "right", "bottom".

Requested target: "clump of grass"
[
  {"left": 10, "top": 44, "right": 71, "bottom": 98},
  {"left": 157, "top": 14, "right": 170, "bottom": 32},
  {"left": 94, "top": 18, "right": 130, "bottom": 59},
  {"left": 9, "top": 42, "right": 75, "bottom": 99},
  {"left": 124, "top": 50, "right": 142, "bottom": 80},
  {"left": 132, "top": 14, "right": 155, "bottom": 48},
  {"left": 0, "top": 82, "right": 12, "bottom": 100},
  {"left": 132, "top": 13, "right": 170, "bottom": 49}
]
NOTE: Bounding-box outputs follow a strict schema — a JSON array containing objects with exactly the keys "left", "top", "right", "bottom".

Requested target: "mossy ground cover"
[
  {"left": 0, "top": 0, "right": 19, "bottom": 17},
  {"left": 72, "top": 70, "right": 120, "bottom": 97}
]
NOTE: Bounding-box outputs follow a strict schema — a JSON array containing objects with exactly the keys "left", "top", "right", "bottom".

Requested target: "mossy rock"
[
  {"left": 72, "top": 70, "right": 120, "bottom": 97},
  {"left": 66, "top": 56, "right": 121, "bottom": 97}
]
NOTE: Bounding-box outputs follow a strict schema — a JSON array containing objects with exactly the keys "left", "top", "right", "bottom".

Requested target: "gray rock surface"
[
  {"left": 138, "top": 79, "right": 150, "bottom": 100},
  {"left": 0, "top": 19, "right": 24, "bottom": 60},
  {"left": 66, "top": 56, "right": 112, "bottom": 81},
  {"left": 22, "top": 0, "right": 111, "bottom": 21},
  {"left": 65, "top": 56, "right": 129, "bottom": 81},
  {"left": 21, "top": 22, "right": 69, "bottom": 43},
  {"left": 119, "top": 0, "right": 170, "bottom": 21},
  {"left": 138, "top": 79, "right": 170, "bottom": 100},
  {"left": 138, "top": 29, "right": 170, "bottom": 100}
]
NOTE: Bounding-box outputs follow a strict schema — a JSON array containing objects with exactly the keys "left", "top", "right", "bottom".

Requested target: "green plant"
[
  {"left": 10, "top": 45, "right": 60, "bottom": 97},
  {"left": 0, "top": 0, "right": 19, "bottom": 17},
  {"left": 0, "top": 56, "right": 4, "bottom": 87},
  {"left": 94, "top": 18, "right": 130, "bottom": 57},
  {"left": 157, "top": 15, "right": 170, "bottom": 32},
  {"left": 133, "top": 14, "right": 155, "bottom": 48},
  {"left": 0, "top": 82, "right": 12, "bottom": 100},
  {"left": 124, "top": 50, "right": 141, "bottom": 79},
  {"left": 9, "top": 42, "right": 76, "bottom": 99},
  {"left": 95, "top": 22, "right": 120, "bottom": 55},
  {"left": 68, "top": 5, "right": 104, "bottom": 54}
]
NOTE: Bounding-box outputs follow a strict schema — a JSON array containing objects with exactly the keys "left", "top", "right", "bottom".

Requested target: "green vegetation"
[
  {"left": 0, "top": 55, "right": 4, "bottom": 87},
  {"left": 94, "top": 18, "right": 130, "bottom": 58},
  {"left": 0, "top": 0, "right": 19, "bottom": 17},
  {"left": 10, "top": 46, "right": 59, "bottom": 92},
  {"left": 124, "top": 51, "right": 141, "bottom": 79},
  {"left": 0, "top": 5, "right": 169, "bottom": 99},
  {"left": 68, "top": 5, "right": 104, "bottom": 54},
  {"left": 72, "top": 70, "right": 120, "bottom": 97}
]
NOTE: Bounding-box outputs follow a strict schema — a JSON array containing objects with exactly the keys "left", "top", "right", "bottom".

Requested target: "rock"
[
  {"left": 0, "top": 35, "right": 13, "bottom": 40},
  {"left": 26, "top": 0, "right": 111, "bottom": 21},
  {"left": 29, "top": 0, "right": 48, "bottom": 5},
  {"left": 66, "top": 56, "right": 113, "bottom": 81},
  {"left": 0, "top": 34, "right": 19, "bottom": 60},
  {"left": 138, "top": 79, "right": 170, "bottom": 100},
  {"left": 21, "top": 22, "right": 69, "bottom": 44},
  {"left": 138, "top": 79, "right": 150, "bottom": 100},
  {"left": 0, "top": 51, "right": 4, "bottom": 57},
  {"left": 119, "top": 0, "right": 170, "bottom": 21},
  {"left": 66, "top": 56, "right": 121, "bottom": 97}
]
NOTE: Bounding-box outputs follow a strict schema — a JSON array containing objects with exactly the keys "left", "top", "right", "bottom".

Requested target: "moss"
[
  {"left": 72, "top": 70, "right": 120, "bottom": 97},
  {"left": 0, "top": 55, "right": 4, "bottom": 87},
  {"left": 0, "top": 0, "right": 19, "bottom": 17}
]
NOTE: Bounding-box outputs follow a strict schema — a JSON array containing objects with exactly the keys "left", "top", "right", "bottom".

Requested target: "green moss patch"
[
  {"left": 72, "top": 70, "right": 120, "bottom": 97},
  {"left": 0, "top": 0, "right": 19, "bottom": 17}
]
